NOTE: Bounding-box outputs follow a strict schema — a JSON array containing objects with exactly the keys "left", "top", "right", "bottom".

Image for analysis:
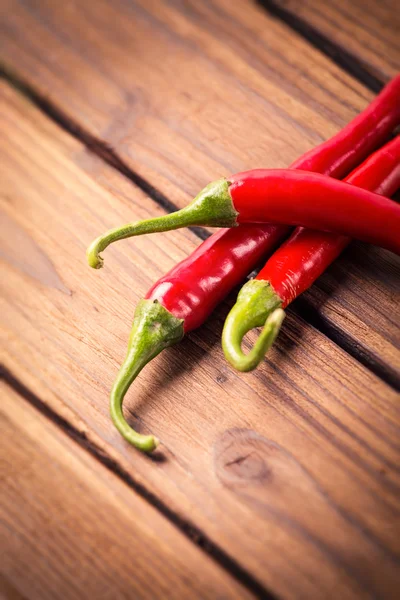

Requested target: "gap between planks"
[
  {"left": 0, "top": 380, "right": 257, "bottom": 600},
  {"left": 0, "top": 364, "right": 277, "bottom": 600},
  {"left": 0, "top": 63, "right": 397, "bottom": 390},
  {"left": 256, "top": 0, "right": 384, "bottom": 93}
]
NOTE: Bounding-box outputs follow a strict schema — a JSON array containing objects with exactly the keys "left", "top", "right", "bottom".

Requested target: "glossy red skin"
[
  {"left": 229, "top": 168, "right": 400, "bottom": 255},
  {"left": 146, "top": 76, "right": 400, "bottom": 333},
  {"left": 257, "top": 136, "right": 400, "bottom": 306},
  {"left": 146, "top": 224, "right": 287, "bottom": 331}
]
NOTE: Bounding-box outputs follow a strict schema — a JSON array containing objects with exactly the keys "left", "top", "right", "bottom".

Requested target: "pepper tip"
[
  {"left": 139, "top": 435, "right": 160, "bottom": 453},
  {"left": 86, "top": 240, "right": 104, "bottom": 269}
]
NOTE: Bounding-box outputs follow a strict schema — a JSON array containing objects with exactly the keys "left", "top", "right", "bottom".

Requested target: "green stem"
[
  {"left": 87, "top": 178, "right": 237, "bottom": 268},
  {"left": 110, "top": 299, "right": 184, "bottom": 452},
  {"left": 222, "top": 279, "right": 285, "bottom": 372}
]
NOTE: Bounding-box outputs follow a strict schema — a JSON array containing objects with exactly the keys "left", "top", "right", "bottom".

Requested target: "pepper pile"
[{"left": 88, "top": 75, "right": 400, "bottom": 452}]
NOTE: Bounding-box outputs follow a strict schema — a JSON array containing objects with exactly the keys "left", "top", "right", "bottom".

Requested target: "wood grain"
[
  {"left": 0, "top": 382, "right": 252, "bottom": 600},
  {"left": 1, "top": 81, "right": 400, "bottom": 599},
  {"left": 270, "top": 0, "right": 400, "bottom": 82},
  {"left": 0, "top": 0, "right": 398, "bottom": 379}
]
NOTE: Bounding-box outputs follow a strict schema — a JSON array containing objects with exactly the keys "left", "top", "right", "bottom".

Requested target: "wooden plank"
[
  {"left": 0, "top": 382, "right": 252, "bottom": 600},
  {"left": 0, "top": 0, "right": 375, "bottom": 200},
  {"left": 1, "top": 81, "right": 400, "bottom": 599},
  {"left": 0, "top": 0, "right": 398, "bottom": 379},
  {"left": 269, "top": 0, "right": 400, "bottom": 82},
  {"left": 296, "top": 240, "right": 400, "bottom": 386}
]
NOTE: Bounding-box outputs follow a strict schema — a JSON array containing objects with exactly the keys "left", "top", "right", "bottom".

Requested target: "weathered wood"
[
  {"left": 0, "top": 382, "right": 252, "bottom": 600},
  {"left": 1, "top": 82, "right": 400, "bottom": 599},
  {"left": 270, "top": 0, "right": 400, "bottom": 82},
  {"left": 0, "top": 0, "right": 398, "bottom": 378}
]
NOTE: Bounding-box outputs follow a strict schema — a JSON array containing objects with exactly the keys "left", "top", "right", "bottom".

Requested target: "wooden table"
[{"left": 1, "top": 1, "right": 399, "bottom": 598}]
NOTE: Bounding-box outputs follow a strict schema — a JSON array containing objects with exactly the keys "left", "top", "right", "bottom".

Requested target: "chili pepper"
[
  {"left": 88, "top": 75, "right": 400, "bottom": 270},
  {"left": 89, "top": 76, "right": 400, "bottom": 452},
  {"left": 109, "top": 225, "right": 287, "bottom": 451},
  {"left": 222, "top": 136, "right": 400, "bottom": 371},
  {"left": 111, "top": 227, "right": 287, "bottom": 451},
  {"left": 289, "top": 75, "right": 400, "bottom": 177},
  {"left": 87, "top": 169, "right": 400, "bottom": 260}
]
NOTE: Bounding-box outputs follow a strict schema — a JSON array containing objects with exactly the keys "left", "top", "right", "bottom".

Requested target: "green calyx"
[
  {"left": 222, "top": 279, "right": 285, "bottom": 372},
  {"left": 87, "top": 178, "right": 237, "bottom": 269},
  {"left": 110, "top": 299, "right": 184, "bottom": 452}
]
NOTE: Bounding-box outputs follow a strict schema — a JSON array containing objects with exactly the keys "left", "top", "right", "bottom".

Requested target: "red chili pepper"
[
  {"left": 289, "top": 75, "right": 400, "bottom": 177},
  {"left": 108, "top": 224, "right": 287, "bottom": 451},
  {"left": 88, "top": 77, "right": 400, "bottom": 451},
  {"left": 230, "top": 168, "right": 400, "bottom": 250},
  {"left": 88, "top": 168, "right": 400, "bottom": 260},
  {"left": 88, "top": 75, "right": 400, "bottom": 270},
  {"left": 222, "top": 136, "right": 400, "bottom": 371}
]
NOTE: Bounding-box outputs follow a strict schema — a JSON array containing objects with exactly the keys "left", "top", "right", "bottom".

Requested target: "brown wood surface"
[
  {"left": 1, "top": 80, "right": 400, "bottom": 599},
  {"left": 0, "top": 0, "right": 398, "bottom": 381},
  {"left": 270, "top": 0, "right": 400, "bottom": 82},
  {"left": 0, "top": 382, "right": 251, "bottom": 600}
]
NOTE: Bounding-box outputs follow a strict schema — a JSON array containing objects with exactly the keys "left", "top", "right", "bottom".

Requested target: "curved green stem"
[
  {"left": 222, "top": 279, "right": 285, "bottom": 372},
  {"left": 87, "top": 178, "right": 237, "bottom": 268},
  {"left": 110, "top": 299, "right": 184, "bottom": 452}
]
